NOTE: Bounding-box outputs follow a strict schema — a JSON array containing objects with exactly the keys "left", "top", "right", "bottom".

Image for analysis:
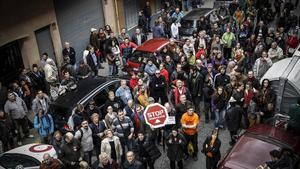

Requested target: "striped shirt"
[{"left": 111, "top": 116, "right": 134, "bottom": 138}]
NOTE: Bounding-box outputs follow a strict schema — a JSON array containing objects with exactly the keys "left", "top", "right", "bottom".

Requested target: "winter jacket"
[
  {"left": 60, "top": 138, "right": 81, "bottom": 168},
  {"left": 4, "top": 96, "right": 28, "bottom": 120},
  {"left": 253, "top": 57, "right": 272, "bottom": 80},
  {"left": 201, "top": 136, "right": 221, "bottom": 163},
  {"left": 40, "top": 157, "right": 62, "bottom": 169},
  {"left": 149, "top": 75, "right": 167, "bottom": 95},
  {"left": 188, "top": 72, "right": 204, "bottom": 97},
  {"left": 123, "top": 160, "right": 144, "bottom": 169},
  {"left": 166, "top": 133, "right": 186, "bottom": 161},
  {"left": 63, "top": 47, "right": 76, "bottom": 65},
  {"left": 133, "top": 137, "right": 161, "bottom": 163},
  {"left": 74, "top": 126, "right": 94, "bottom": 152},
  {"left": 93, "top": 158, "right": 120, "bottom": 169},
  {"left": 225, "top": 106, "right": 243, "bottom": 132},
  {"left": 221, "top": 32, "right": 235, "bottom": 48},
  {"left": 31, "top": 95, "right": 51, "bottom": 115},
  {"left": 214, "top": 73, "right": 230, "bottom": 88},
  {"left": 34, "top": 114, "right": 54, "bottom": 137},
  {"left": 101, "top": 136, "right": 123, "bottom": 164}
]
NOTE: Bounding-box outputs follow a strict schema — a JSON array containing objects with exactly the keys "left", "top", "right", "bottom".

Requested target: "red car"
[
  {"left": 218, "top": 122, "right": 300, "bottom": 169},
  {"left": 125, "top": 38, "right": 181, "bottom": 73}
]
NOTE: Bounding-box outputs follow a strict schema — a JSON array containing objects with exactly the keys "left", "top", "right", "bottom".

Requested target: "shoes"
[
  {"left": 27, "top": 134, "right": 34, "bottom": 138},
  {"left": 193, "top": 156, "right": 198, "bottom": 161},
  {"left": 99, "top": 66, "right": 105, "bottom": 69},
  {"left": 17, "top": 141, "right": 22, "bottom": 146}
]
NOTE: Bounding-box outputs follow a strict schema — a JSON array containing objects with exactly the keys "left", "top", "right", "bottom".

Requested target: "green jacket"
[{"left": 221, "top": 32, "right": 235, "bottom": 48}]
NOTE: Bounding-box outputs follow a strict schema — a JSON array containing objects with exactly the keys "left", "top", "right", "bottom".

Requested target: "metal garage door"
[
  {"left": 124, "top": 0, "right": 139, "bottom": 31},
  {"left": 54, "top": 0, "right": 105, "bottom": 63},
  {"left": 35, "top": 26, "right": 56, "bottom": 63}
]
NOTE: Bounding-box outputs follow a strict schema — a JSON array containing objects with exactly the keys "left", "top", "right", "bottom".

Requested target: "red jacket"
[
  {"left": 244, "top": 89, "right": 254, "bottom": 106},
  {"left": 196, "top": 48, "right": 206, "bottom": 59},
  {"left": 120, "top": 42, "right": 138, "bottom": 57},
  {"left": 130, "top": 78, "right": 138, "bottom": 89},
  {"left": 160, "top": 68, "right": 169, "bottom": 82}
]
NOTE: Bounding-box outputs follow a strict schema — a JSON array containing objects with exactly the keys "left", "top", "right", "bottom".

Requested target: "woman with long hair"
[{"left": 202, "top": 128, "right": 221, "bottom": 169}]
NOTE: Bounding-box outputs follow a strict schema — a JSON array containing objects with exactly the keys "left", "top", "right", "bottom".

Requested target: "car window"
[
  {"left": 0, "top": 154, "right": 40, "bottom": 169},
  {"left": 129, "top": 50, "right": 153, "bottom": 63},
  {"left": 93, "top": 89, "right": 108, "bottom": 108},
  {"left": 181, "top": 19, "right": 194, "bottom": 28}
]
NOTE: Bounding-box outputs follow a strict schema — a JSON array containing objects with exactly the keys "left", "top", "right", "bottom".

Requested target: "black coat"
[
  {"left": 133, "top": 137, "right": 161, "bottom": 163},
  {"left": 131, "top": 34, "right": 147, "bottom": 45},
  {"left": 225, "top": 105, "right": 243, "bottom": 132},
  {"left": 123, "top": 160, "right": 144, "bottom": 169},
  {"left": 166, "top": 133, "right": 186, "bottom": 161},
  {"left": 201, "top": 136, "right": 221, "bottom": 163},
  {"left": 86, "top": 53, "right": 99, "bottom": 72},
  {"left": 214, "top": 73, "right": 230, "bottom": 88},
  {"left": 188, "top": 72, "right": 204, "bottom": 97},
  {"left": 62, "top": 47, "right": 76, "bottom": 65},
  {"left": 149, "top": 75, "right": 167, "bottom": 95},
  {"left": 60, "top": 139, "right": 81, "bottom": 168}
]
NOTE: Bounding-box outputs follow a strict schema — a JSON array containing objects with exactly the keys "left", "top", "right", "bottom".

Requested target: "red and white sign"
[{"left": 144, "top": 103, "right": 169, "bottom": 128}]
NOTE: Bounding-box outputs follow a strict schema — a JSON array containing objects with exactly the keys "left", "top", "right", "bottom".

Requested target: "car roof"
[
  {"left": 221, "top": 134, "right": 282, "bottom": 169},
  {"left": 51, "top": 77, "right": 116, "bottom": 110},
  {"left": 247, "top": 124, "right": 300, "bottom": 152},
  {"left": 135, "top": 38, "right": 170, "bottom": 53},
  {"left": 2, "top": 143, "right": 56, "bottom": 162},
  {"left": 220, "top": 124, "right": 300, "bottom": 169},
  {"left": 182, "top": 8, "right": 215, "bottom": 20}
]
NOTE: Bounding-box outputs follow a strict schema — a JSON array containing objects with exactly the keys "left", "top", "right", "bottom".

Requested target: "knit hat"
[{"left": 90, "top": 28, "right": 97, "bottom": 32}]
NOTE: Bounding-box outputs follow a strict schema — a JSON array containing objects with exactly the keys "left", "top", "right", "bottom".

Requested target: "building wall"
[{"left": 0, "top": 0, "right": 62, "bottom": 68}]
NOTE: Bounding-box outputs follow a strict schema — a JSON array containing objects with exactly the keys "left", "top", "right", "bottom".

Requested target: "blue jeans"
[
  {"left": 214, "top": 109, "right": 226, "bottom": 128},
  {"left": 108, "top": 64, "right": 117, "bottom": 76}
]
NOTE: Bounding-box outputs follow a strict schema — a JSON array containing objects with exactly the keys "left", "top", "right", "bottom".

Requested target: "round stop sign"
[{"left": 143, "top": 103, "right": 169, "bottom": 128}]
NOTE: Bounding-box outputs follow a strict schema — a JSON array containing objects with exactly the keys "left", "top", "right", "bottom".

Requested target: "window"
[
  {"left": 124, "top": 0, "right": 139, "bottom": 30},
  {"left": 0, "top": 154, "right": 40, "bottom": 168}
]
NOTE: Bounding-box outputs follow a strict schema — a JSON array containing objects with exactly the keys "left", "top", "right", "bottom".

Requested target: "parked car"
[
  {"left": 218, "top": 115, "right": 300, "bottom": 169},
  {"left": 50, "top": 76, "right": 127, "bottom": 132},
  {"left": 0, "top": 144, "right": 57, "bottom": 169},
  {"left": 179, "top": 8, "right": 215, "bottom": 36},
  {"left": 125, "top": 38, "right": 182, "bottom": 73}
]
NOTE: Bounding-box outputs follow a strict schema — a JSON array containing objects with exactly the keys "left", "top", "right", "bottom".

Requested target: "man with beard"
[
  {"left": 75, "top": 120, "right": 94, "bottom": 165},
  {"left": 40, "top": 153, "right": 62, "bottom": 169},
  {"left": 31, "top": 90, "right": 51, "bottom": 115}
]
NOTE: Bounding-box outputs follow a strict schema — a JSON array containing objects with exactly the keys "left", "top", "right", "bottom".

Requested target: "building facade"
[{"left": 0, "top": 0, "right": 161, "bottom": 84}]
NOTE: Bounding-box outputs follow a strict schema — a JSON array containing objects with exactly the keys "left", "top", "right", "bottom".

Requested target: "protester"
[
  {"left": 166, "top": 127, "right": 186, "bottom": 169},
  {"left": 123, "top": 151, "right": 144, "bottom": 169},
  {"left": 4, "top": 92, "right": 33, "bottom": 145},
  {"left": 34, "top": 109, "right": 54, "bottom": 144},
  {"left": 40, "top": 153, "right": 62, "bottom": 169},
  {"left": 202, "top": 128, "right": 221, "bottom": 169},
  {"left": 181, "top": 106, "right": 200, "bottom": 161},
  {"left": 60, "top": 132, "right": 82, "bottom": 169},
  {"left": 101, "top": 129, "right": 123, "bottom": 164}
]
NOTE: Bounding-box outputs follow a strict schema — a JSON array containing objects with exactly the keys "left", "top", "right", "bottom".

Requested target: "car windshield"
[
  {"left": 180, "top": 19, "right": 194, "bottom": 28},
  {"left": 129, "top": 50, "right": 154, "bottom": 63}
]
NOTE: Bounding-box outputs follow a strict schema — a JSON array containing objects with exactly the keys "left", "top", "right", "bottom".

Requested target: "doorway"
[
  {"left": 35, "top": 26, "right": 56, "bottom": 63},
  {"left": 0, "top": 41, "right": 24, "bottom": 86}
]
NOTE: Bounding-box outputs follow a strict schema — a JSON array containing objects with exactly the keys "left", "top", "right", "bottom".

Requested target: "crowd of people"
[{"left": 1, "top": 0, "right": 300, "bottom": 169}]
